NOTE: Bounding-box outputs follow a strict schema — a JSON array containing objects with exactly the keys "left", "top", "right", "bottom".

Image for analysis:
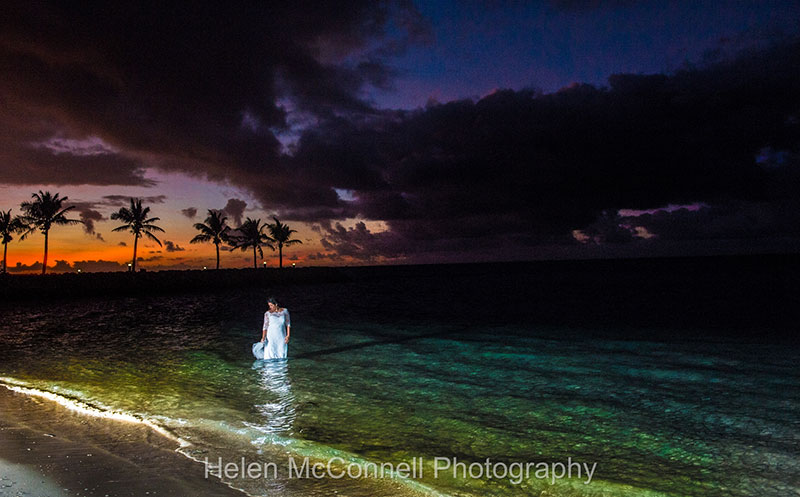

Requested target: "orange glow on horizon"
[{"left": 1, "top": 177, "right": 394, "bottom": 273}]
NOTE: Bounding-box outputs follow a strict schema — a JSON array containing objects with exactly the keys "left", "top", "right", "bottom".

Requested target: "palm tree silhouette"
[
  {"left": 1, "top": 210, "right": 26, "bottom": 274},
  {"left": 111, "top": 198, "right": 165, "bottom": 272},
  {"left": 190, "top": 209, "right": 232, "bottom": 269},
  {"left": 267, "top": 216, "right": 302, "bottom": 268},
  {"left": 231, "top": 217, "right": 274, "bottom": 268},
  {"left": 19, "top": 191, "right": 83, "bottom": 275}
]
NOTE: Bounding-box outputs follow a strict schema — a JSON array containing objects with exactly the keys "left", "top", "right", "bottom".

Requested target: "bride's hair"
[{"left": 267, "top": 297, "right": 279, "bottom": 306}]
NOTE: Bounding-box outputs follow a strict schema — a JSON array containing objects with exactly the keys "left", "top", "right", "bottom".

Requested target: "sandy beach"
[{"left": 0, "top": 387, "right": 245, "bottom": 497}]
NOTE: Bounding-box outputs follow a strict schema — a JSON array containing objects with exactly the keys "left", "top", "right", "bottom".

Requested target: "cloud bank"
[{"left": 1, "top": 2, "right": 798, "bottom": 261}]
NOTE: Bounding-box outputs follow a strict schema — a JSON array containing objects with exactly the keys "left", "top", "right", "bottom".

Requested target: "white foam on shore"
[
  {"left": 0, "top": 378, "right": 188, "bottom": 447},
  {"left": 0, "top": 377, "right": 450, "bottom": 497},
  {"left": 0, "top": 377, "right": 258, "bottom": 496}
]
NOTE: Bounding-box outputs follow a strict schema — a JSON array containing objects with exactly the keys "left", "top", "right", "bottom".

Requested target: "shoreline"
[
  {"left": 0, "top": 384, "right": 447, "bottom": 497},
  {"left": 0, "top": 385, "right": 247, "bottom": 497}
]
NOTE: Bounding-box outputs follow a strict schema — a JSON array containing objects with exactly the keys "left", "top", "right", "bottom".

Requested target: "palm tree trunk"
[
  {"left": 279, "top": 244, "right": 283, "bottom": 268},
  {"left": 132, "top": 235, "right": 138, "bottom": 272},
  {"left": 253, "top": 246, "right": 257, "bottom": 269},
  {"left": 2, "top": 241, "right": 7, "bottom": 274},
  {"left": 42, "top": 230, "right": 49, "bottom": 275},
  {"left": 215, "top": 242, "right": 220, "bottom": 269}
]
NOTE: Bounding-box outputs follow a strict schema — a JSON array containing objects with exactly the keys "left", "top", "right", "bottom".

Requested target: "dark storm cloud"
[
  {"left": 573, "top": 210, "right": 640, "bottom": 245},
  {"left": 221, "top": 199, "right": 247, "bottom": 226},
  {"left": 319, "top": 222, "right": 408, "bottom": 260},
  {"left": 633, "top": 200, "right": 800, "bottom": 243},
  {"left": 282, "top": 40, "right": 800, "bottom": 259},
  {"left": 0, "top": 135, "right": 155, "bottom": 186},
  {"left": 0, "top": 1, "right": 428, "bottom": 188},
  {"left": 101, "top": 195, "right": 167, "bottom": 207},
  {"left": 575, "top": 152, "right": 800, "bottom": 246},
  {"left": 63, "top": 196, "right": 167, "bottom": 236},
  {"left": 2, "top": 2, "right": 798, "bottom": 261},
  {"left": 66, "top": 201, "right": 103, "bottom": 234}
]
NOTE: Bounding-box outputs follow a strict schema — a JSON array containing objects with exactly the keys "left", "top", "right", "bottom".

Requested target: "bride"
[{"left": 254, "top": 297, "right": 291, "bottom": 360}]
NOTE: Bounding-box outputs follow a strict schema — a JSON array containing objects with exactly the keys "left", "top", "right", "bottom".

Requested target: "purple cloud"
[
  {"left": 181, "top": 207, "right": 198, "bottom": 218},
  {"left": 222, "top": 199, "right": 247, "bottom": 226}
]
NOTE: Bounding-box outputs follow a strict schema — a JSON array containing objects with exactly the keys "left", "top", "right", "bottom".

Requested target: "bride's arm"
[
  {"left": 261, "top": 312, "right": 268, "bottom": 342},
  {"left": 284, "top": 309, "right": 291, "bottom": 344}
]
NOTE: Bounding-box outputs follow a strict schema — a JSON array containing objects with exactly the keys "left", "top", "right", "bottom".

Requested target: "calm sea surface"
[{"left": 1, "top": 269, "right": 798, "bottom": 496}]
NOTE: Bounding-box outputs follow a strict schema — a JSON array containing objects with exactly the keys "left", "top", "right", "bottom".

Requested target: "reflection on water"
[{"left": 250, "top": 360, "right": 295, "bottom": 436}]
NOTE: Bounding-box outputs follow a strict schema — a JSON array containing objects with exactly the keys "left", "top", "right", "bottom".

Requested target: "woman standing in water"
[{"left": 260, "top": 297, "right": 291, "bottom": 359}]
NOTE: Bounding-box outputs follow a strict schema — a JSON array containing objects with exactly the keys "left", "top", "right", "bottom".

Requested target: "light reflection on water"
[
  {"left": 0, "top": 285, "right": 798, "bottom": 497},
  {"left": 250, "top": 360, "right": 296, "bottom": 437}
]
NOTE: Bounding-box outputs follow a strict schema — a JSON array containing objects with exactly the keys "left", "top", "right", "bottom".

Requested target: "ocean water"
[{"left": 1, "top": 269, "right": 798, "bottom": 496}]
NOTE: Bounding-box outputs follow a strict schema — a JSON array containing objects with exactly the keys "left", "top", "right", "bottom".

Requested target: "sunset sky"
[{"left": 2, "top": 1, "right": 799, "bottom": 272}]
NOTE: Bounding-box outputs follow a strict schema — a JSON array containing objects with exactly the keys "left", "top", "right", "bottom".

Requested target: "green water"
[{"left": 0, "top": 285, "right": 798, "bottom": 496}]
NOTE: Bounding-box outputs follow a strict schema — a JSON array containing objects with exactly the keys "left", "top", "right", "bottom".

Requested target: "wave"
[
  {"left": 0, "top": 376, "right": 187, "bottom": 447},
  {"left": 0, "top": 376, "right": 257, "bottom": 496},
  {"left": 0, "top": 376, "right": 452, "bottom": 497}
]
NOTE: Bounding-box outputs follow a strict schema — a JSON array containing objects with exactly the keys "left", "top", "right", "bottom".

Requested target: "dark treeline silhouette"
[{"left": 1, "top": 192, "right": 302, "bottom": 273}]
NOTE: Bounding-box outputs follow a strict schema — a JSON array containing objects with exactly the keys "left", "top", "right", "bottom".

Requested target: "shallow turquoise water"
[{"left": 0, "top": 283, "right": 798, "bottom": 496}]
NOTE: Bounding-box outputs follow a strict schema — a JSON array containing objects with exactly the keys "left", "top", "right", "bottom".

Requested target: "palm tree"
[
  {"left": 267, "top": 216, "right": 302, "bottom": 268},
  {"left": 231, "top": 217, "right": 274, "bottom": 269},
  {"left": 19, "top": 191, "right": 83, "bottom": 275},
  {"left": 1, "top": 210, "right": 26, "bottom": 274},
  {"left": 110, "top": 198, "right": 165, "bottom": 272},
  {"left": 190, "top": 209, "right": 232, "bottom": 269}
]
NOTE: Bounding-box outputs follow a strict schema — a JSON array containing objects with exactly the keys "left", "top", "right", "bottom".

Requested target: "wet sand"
[{"left": 0, "top": 387, "right": 245, "bottom": 497}]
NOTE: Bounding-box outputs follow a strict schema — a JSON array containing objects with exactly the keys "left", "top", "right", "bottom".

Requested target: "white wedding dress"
[{"left": 256, "top": 308, "right": 290, "bottom": 360}]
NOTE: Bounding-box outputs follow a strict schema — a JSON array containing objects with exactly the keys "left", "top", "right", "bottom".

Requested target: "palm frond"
[
  {"left": 193, "top": 223, "right": 213, "bottom": 234},
  {"left": 18, "top": 190, "right": 81, "bottom": 234},
  {"left": 144, "top": 230, "right": 163, "bottom": 246},
  {"left": 1, "top": 210, "right": 27, "bottom": 244},
  {"left": 267, "top": 216, "right": 302, "bottom": 246},
  {"left": 190, "top": 233, "right": 212, "bottom": 243},
  {"left": 192, "top": 210, "right": 232, "bottom": 246},
  {"left": 19, "top": 226, "right": 36, "bottom": 241}
]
